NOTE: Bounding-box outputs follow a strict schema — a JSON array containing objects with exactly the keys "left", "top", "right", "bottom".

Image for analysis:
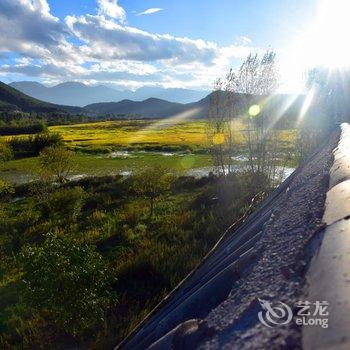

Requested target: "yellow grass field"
[
  {"left": 0, "top": 119, "right": 297, "bottom": 184},
  {"left": 0, "top": 120, "right": 206, "bottom": 147},
  {"left": 0, "top": 119, "right": 296, "bottom": 152},
  {"left": 48, "top": 119, "right": 296, "bottom": 151},
  {"left": 49, "top": 120, "right": 210, "bottom": 150}
]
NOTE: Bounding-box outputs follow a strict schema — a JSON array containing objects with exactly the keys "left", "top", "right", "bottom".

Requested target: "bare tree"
[
  {"left": 207, "top": 67, "right": 247, "bottom": 176},
  {"left": 207, "top": 78, "right": 236, "bottom": 175},
  {"left": 208, "top": 50, "right": 281, "bottom": 183}
]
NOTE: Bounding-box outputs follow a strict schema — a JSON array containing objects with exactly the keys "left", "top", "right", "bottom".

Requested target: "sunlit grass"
[
  {"left": 49, "top": 120, "right": 210, "bottom": 149},
  {"left": 0, "top": 119, "right": 298, "bottom": 184},
  {"left": 46, "top": 119, "right": 250, "bottom": 151},
  {"left": 1, "top": 119, "right": 295, "bottom": 152},
  {"left": 279, "top": 129, "right": 297, "bottom": 143},
  {"left": 0, "top": 153, "right": 213, "bottom": 184}
]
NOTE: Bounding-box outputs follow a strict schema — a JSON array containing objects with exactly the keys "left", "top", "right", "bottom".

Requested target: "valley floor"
[
  {"left": 0, "top": 152, "right": 212, "bottom": 184},
  {"left": 0, "top": 118, "right": 300, "bottom": 349},
  {"left": 0, "top": 119, "right": 297, "bottom": 184}
]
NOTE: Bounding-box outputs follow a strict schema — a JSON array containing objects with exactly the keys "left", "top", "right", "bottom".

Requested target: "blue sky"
[
  {"left": 0, "top": 0, "right": 343, "bottom": 92},
  {"left": 48, "top": 0, "right": 316, "bottom": 47}
]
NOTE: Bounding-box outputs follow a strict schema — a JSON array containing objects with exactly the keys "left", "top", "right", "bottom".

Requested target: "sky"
[{"left": 0, "top": 0, "right": 348, "bottom": 92}]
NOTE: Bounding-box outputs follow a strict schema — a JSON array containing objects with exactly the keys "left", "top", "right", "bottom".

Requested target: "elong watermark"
[{"left": 258, "top": 298, "right": 329, "bottom": 329}]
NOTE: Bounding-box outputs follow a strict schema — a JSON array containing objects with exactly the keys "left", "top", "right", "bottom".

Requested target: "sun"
[
  {"left": 281, "top": 0, "right": 350, "bottom": 93},
  {"left": 316, "top": 0, "right": 350, "bottom": 67},
  {"left": 305, "top": 0, "right": 350, "bottom": 68}
]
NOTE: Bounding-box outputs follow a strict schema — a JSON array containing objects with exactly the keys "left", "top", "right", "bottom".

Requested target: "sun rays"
[{"left": 122, "top": 107, "right": 205, "bottom": 146}]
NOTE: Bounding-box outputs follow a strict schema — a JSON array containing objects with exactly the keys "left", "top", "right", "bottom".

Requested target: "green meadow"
[
  {"left": 0, "top": 120, "right": 299, "bottom": 348},
  {"left": 0, "top": 152, "right": 212, "bottom": 183},
  {"left": 0, "top": 119, "right": 297, "bottom": 184}
]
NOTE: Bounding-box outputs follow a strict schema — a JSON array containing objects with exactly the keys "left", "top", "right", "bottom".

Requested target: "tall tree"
[
  {"left": 208, "top": 50, "right": 280, "bottom": 181},
  {"left": 133, "top": 166, "right": 175, "bottom": 218}
]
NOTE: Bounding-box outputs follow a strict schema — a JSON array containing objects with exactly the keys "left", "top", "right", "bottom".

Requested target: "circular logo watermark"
[{"left": 258, "top": 298, "right": 293, "bottom": 327}]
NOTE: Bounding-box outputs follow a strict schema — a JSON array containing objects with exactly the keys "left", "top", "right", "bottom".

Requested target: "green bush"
[
  {"left": 40, "top": 187, "right": 85, "bottom": 222},
  {"left": 0, "top": 120, "right": 47, "bottom": 136},
  {"left": 133, "top": 166, "right": 175, "bottom": 218},
  {"left": 0, "top": 168, "right": 270, "bottom": 348},
  {"left": 21, "top": 233, "right": 117, "bottom": 337},
  {"left": 0, "top": 142, "right": 13, "bottom": 162},
  {"left": 9, "top": 132, "right": 62, "bottom": 158},
  {"left": 38, "top": 145, "right": 75, "bottom": 183}
]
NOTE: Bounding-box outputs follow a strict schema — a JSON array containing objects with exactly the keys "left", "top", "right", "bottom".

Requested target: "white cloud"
[
  {"left": 65, "top": 14, "right": 219, "bottom": 64},
  {"left": 14, "top": 57, "right": 34, "bottom": 66},
  {"left": 0, "top": 0, "right": 259, "bottom": 90},
  {"left": 0, "top": 0, "right": 84, "bottom": 66},
  {"left": 22, "top": 0, "right": 54, "bottom": 18},
  {"left": 0, "top": 0, "right": 64, "bottom": 55},
  {"left": 137, "top": 8, "right": 163, "bottom": 16},
  {"left": 0, "top": 61, "right": 83, "bottom": 78},
  {"left": 243, "top": 36, "right": 251, "bottom": 44},
  {"left": 91, "top": 60, "right": 158, "bottom": 75},
  {"left": 97, "top": 0, "right": 126, "bottom": 22}
]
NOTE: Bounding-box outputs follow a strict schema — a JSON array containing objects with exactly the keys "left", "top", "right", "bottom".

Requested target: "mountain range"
[
  {"left": 0, "top": 81, "right": 305, "bottom": 125},
  {"left": 0, "top": 81, "right": 84, "bottom": 115},
  {"left": 84, "top": 93, "right": 305, "bottom": 123},
  {"left": 84, "top": 96, "right": 210, "bottom": 119},
  {"left": 9, "top": 81, "right": 209, "bottom": 106},
  {"left": 0, "top": 80, "right": 209, "bottom": 119}
]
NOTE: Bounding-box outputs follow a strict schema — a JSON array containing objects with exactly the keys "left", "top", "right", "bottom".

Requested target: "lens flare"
[
  {"left": 124, "top": 106, "right": 204, "bottom": 145},
  {"left": 265, "top": 94, "right": 300, "bottom": 133},
  {"left": 297, "top": 89, "right": 315, "bottom": 124},
  {"left": 249, "top": 105, "right": 261, "bottom": 117},
  {"left": 212, "top": 133, "right": 225, "bottom": 145},
  {"left": 180, "top": 156, "right": 196, "bottom": 169}
]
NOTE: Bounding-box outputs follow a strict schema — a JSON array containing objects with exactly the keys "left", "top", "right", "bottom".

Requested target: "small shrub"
[
  {"left": 38, "top": 145, "right": 75, "bottom": 183},
  {"left": 0, "top": 142, "right": 13, "bottom": 161},
  {"left": 40, "top": 187, "right": 85, "bottom": 221}
]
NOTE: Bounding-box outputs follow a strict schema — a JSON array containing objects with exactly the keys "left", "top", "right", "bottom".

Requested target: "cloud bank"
[{"left": 0, "top": 0, "right": 257, "bottom": 89}]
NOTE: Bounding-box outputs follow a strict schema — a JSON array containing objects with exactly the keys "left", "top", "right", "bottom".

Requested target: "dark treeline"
[
  {"left": 0, "top": 115, "right": 64, "bottom": 159},
  {"left": 8, "top": 133, "right": 63, "bottom": 158},
  {"left": 0, "top": 111, "right": 93, "bottom": 126},
  {"left": 0, "top": 123, "right": 45, "bottom": 136},
  {"left": 0, "top": 118, "right": 47, "bottom": 136},
  {"left": 0, "top": 110, "right": 148, "bottom": 128}
]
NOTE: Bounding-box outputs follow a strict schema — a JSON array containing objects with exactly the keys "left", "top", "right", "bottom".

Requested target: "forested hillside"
[{"left": 0, "top": 82, "right": 85, "bottom": 115}]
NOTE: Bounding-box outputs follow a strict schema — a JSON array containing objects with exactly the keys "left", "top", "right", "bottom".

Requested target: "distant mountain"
[
  {"left": 9, "top": 81, "right": 209, "bottom": 106},
  {"left": 9, "top": 81, "right": 48, "bottom": 97},
  {"left": 85, "top": 96, "right": 210, "bottom": 119},
  {"left": 1, "top": 80, "right": 209, "bottom": 119},
  {"left": 84, "top": 93, "right": 305, "bottom": 123},
  {"left": 9, "top": 81, "right": 119, "bottom": 107},
  {"left": 123, "top": 87, "right": 209, "bottom": 104},
  {"left": 0, "top": 81, "right": 85, "bottom": 114},
  {"left": 1, "top": 81, "right": 305, "bottom": 125}
]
